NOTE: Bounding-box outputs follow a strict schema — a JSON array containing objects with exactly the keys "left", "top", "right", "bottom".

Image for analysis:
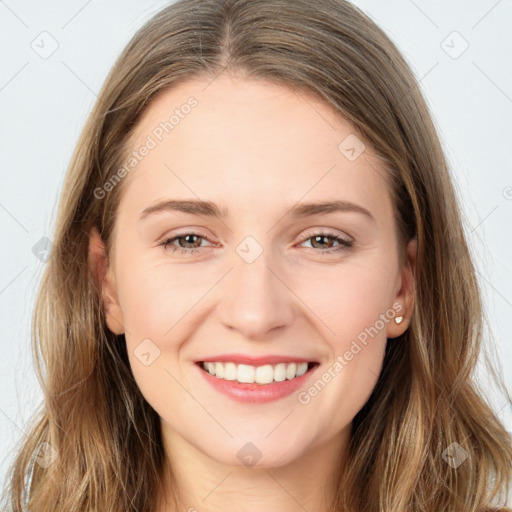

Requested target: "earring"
[{"left": 394, "top": 315, "right": 404, "bottom": 325}]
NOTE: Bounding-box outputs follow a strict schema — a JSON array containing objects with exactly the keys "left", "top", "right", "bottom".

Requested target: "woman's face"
[{"left": 93, "top": 75, "right": 415, "bottom": 468}]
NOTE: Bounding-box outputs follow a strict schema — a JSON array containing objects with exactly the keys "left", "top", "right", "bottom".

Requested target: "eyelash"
[{"left": 159, "top": 230, "right": 353, "bottom": 256}]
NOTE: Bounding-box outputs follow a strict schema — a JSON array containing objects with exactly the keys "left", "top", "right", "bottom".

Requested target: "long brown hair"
[{"left": 2, "top": 0, "right": 511, "bottom": 510}]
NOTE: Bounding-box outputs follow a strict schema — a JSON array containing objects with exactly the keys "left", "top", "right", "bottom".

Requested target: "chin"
[{"left": 199, "top": 435, "right": 311, "bottom": 470}]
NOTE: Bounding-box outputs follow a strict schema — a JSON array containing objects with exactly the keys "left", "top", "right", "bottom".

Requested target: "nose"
[{"left": 216, "top": 249, "right": 295, "bottom": 340}]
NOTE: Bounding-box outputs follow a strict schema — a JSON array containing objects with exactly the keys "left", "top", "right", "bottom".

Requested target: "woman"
[{"left": 2, "top": 0, "right": 511, "bottom": 510}]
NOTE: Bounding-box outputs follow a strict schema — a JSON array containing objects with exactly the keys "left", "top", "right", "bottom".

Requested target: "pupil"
[
  {"left": 314, "top": 235, "right": 330, "bottom": 248},
  {"left": 183, "top": 234, "right": 199, "bottom": 247}
]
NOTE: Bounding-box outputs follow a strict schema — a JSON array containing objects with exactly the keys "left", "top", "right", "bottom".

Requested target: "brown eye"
[
  {"left": 159, "top": 232, "right": 214, "bottom": 254},
  {"left": 165, "top": 234, "right": 204, "bottom": 249},
  {"left": 300, "top": 231, "right": 353, "bottom": 254}
]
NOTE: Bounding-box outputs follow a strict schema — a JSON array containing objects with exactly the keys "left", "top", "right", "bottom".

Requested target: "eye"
[
  {"left": 159, "top": 232, "right": 215, "bottom": 255},
  {"left": 298, "top": 231, "right": 353, "bottom": 254},
  {"left": 158, "top": 230, "right": 353, "bottom": 257}
]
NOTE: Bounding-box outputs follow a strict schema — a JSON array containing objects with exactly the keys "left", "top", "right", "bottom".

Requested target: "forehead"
[{"left": 119, "top": 75, "right": 392, "bottom": 220}]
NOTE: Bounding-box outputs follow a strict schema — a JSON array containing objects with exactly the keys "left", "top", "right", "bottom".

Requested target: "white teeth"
[
  {"left": 214, "top": 362, "right": 224, "bottom": 378},
  {"left": 237, "top": 364, "right": 255, "bottom": 383},
  {"left": 285, "top": 362, "right": 297, "bottom": 380},
  {"left": 201, "top": 361, "right": 312, "bottom": 385},
  {"left": 224, "top": 362, "right": 237, "bottom": 380},
  {"left": 274, "top": 363, "right": 286, "bottom": 382},
  {"left": 296, "top": 362, "right": 308, "bottom": 377},
  {"left": 255, "top": 364, "right": 274, "bottom": 384}
]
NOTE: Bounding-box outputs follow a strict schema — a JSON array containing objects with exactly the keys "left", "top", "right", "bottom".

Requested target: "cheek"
[
  {"left": 116, "top": 257, "right": 222, "bottom": 397},
  {"left": 117, "top": 262, "right": 198, "bottom": 418},
  {"left": 117, "top": 256, "right": 210, "bottom": 339},
  {"left": 293, "top": 256, "right": 396, "bottom": 342},
  {"left": 298, "top": 340, "right": 386, "bottom": 442},
  {"left": 290, "top": 261, "right": 393, "bottom": 427}
]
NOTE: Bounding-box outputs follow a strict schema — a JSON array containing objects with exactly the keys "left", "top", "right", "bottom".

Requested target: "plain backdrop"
[{"left": 1, "top": 0, "right": 511, "bottom": 497}]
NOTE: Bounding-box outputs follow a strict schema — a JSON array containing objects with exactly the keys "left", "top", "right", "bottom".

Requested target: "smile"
[
  {"left": 195, "top": 360, "right": 320, "bottom": 403},
  {"left": 200, "top": 361, "right": 317, "bottom": 385}
]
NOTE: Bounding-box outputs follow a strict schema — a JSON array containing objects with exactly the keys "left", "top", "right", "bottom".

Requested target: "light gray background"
[{"left": 1, "top": 0, "right": 511, "bottom": 497}]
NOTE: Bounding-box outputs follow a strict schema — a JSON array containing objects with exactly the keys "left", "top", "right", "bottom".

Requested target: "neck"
[{"left": 156, "top": 423, "right": 351, "bottom": 512}]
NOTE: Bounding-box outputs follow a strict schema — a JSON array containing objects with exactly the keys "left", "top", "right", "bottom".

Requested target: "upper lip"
[{"left": 197, "top": 354, "right": 317, "bottom": 366}]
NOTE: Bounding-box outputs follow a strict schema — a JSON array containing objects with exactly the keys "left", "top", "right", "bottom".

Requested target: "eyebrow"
[{"left": 139, "top": 199, "right": 375, "bottom": 222}]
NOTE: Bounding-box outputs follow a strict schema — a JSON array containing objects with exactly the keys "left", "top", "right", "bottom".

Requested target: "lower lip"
[{"left": 194, "top": 362, "right": 319, "bottom": 404}]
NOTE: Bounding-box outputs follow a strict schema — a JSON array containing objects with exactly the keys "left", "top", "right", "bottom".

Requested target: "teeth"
[
  {"left": 224, "top": 362, "right": 237, "bottom": 380},
  {"left": 201, "top": 361, "right": 311, "bottom": 385},
  {"left": 274, "top": 363, "right": 286, "bottom": 382},
  {"left": 215, "top": 362, "right": 224, "bottom": 378},
  {"left": 255, "top": 364, "right": 274, "bottom": 384},
  {"left": 237, "top": 364, "right": 254, "bottom": 383},
  {"left": 296, "top": 363, "right": 308, "bottom": 377},
  {"left": 286, "top": 362, "right": 297, "bottom": 379}
]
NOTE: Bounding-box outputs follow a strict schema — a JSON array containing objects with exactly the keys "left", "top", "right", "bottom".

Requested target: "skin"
[{"left": 89, "top": 74, "right": 416, "bottom": 512}]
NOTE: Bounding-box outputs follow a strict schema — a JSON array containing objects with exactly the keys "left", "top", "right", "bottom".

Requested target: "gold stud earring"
[{"left": 394, "top": 315, "right": 404, "bottom": 325}]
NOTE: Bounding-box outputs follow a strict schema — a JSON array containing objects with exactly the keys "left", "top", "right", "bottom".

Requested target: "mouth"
[{"left": 195, "top": 360, "right": 320, "bottom": 386}]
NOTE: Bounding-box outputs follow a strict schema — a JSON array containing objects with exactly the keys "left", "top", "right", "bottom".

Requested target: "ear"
[
  {"left": 386, "top": 237, "right": 417, "bottom": 339},
  {"left": 88, "top": 226, "right": 125, "bottom": 335}
]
